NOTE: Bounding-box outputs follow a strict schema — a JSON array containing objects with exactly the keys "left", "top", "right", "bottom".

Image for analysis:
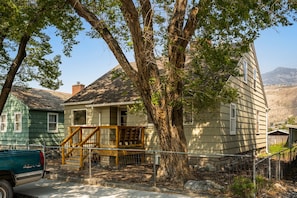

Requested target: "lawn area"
[{"left": 269, "top": 143, "right": 288, "bottom": 154}]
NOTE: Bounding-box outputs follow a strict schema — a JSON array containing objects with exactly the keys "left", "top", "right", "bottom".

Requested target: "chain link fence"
[{"left": 2, "top": 143, "right": 297, "bottom": 194}]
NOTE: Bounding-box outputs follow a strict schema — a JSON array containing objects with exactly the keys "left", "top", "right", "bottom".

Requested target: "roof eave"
[
  {"left": 86, "top": 101, "right": 139, "bottom": 108},
  {"left": 63, "top": 100, "right": 94, "bottom": 106}
]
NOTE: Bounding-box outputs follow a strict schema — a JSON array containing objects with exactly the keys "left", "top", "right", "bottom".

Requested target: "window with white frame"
[
  {"left": 73, "top": 110, "right": 86, "bottom": 125},
  {"left": 14, "top": 112, "right": 22, "bottom": 132},
  {"left": 0, "top": 114, "right": 7, "bottom": 132},
  {"left": 243, "top": 60, "right": 248, "bottom": 83},
  {"left": 253, "top": 68, "right": 257, "bottom": 90},
  {"left": 230, "top": 103, "right": 236, "bottom": 135},
  {"left": 48, "top": 113, "right": 58, "bottom": 132},
  {"left": 183, "top": 101, "right": 193, "bottom": 125}
]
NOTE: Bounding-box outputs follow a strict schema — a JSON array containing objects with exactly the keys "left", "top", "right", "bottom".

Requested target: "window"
[
  {"left": 253, "top": 68, "right": 257, "bottom": 90},
  {"left": 48, "top": 113, "right": 58, "bottom": 132},
  {"left": 14, "top": 112, "right": 22, "bottom": 132},
  {"left": 73, "top": 110, "right": 86, "bottom": 125},
  {"left": 0, "top": 114, "right": 7, "bottom": 132},
  {"left": 230, "top": 103, "right": 236, "bottom": 135},
  {"left": 183, "top": 101, "right": 193, "bottom": 125},
  {"left": 120, "top": 110, "right": 127, "bottom": 126},
  {"left": 243, "top": 60, "right": 248, "bottom": 83}
]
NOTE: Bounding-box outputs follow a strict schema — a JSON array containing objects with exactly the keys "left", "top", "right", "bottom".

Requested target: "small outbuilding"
[{"left": 267, "top": 129, "right": 289, "bottom": 146}]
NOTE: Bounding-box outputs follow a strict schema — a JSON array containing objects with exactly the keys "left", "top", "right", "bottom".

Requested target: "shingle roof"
[
  {"left": 64, "top": 65, "right": 139, "bottom": 105},
  {"left": 11, "top": 87, "right": 71, "bottom": 111},
  {"left": 267, "top": 130, "right": 289, "bottom": 135}
]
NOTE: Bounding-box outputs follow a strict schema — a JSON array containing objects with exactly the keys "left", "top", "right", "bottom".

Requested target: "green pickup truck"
[{"left": 0, "top": 150, "right": 44, "bottom": 198}]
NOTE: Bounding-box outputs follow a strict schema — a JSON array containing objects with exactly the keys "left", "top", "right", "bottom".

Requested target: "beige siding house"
[{"left": 63, "top": 44, "right": 268, "bottom": 155}]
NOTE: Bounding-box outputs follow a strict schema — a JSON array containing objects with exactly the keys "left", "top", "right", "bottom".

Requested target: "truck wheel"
[{"left": 0, "top": 179, "right": 13, "bottom": 198}]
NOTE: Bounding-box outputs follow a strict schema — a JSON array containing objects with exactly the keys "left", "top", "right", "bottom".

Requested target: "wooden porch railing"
[{"left": 60, "top": 125, "right": 145, "bottom": 169}]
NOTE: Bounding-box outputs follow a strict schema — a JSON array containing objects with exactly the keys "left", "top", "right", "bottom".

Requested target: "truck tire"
[{"left": 0, "top": 179, "right": 13, "bottom": 198}]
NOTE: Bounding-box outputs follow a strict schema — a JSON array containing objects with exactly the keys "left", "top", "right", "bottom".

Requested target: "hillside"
[
  {"left": 262, "top": 67, "right": 297, "bottom": 86},
  {"left": 264, "top": 85, "right": 297, "bottom": 125}
]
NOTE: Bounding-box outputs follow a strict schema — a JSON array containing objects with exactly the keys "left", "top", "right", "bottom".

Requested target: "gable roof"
[
  {"left": 11, "top": 87, "right": 71, "bottom": 111},
  {"left": 64, "top": 65, "right": 139, "bottom": 106},
  {"left": 65, "top": 44, "right": 267, "bottom": 108},
  {"left": 267, "top": 130, "right": 289, "bottom": 136}
]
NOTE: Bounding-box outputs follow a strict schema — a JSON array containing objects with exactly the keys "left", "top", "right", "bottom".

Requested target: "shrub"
[{"left": 229, "top": 176, "right": 255, "bottom": 198}]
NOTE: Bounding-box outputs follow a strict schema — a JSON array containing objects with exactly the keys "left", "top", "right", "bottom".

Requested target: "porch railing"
[{"left": 60, "top": 125, "right": 145, "bottom": 169}]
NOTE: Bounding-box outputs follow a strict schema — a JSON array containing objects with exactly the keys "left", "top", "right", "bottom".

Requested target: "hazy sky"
[
  {"left": 30, "top": 22, "right": 297, "bottom": 93},
  {"left": 254, "top": 23, "right": 297, "bottom": 74}
]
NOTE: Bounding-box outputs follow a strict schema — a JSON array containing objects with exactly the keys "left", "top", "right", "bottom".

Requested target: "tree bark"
[
  {"left": 0, "top": 35, "right": 30, "bottom": 114},
  {"left": 67, "top": 0, "right": 200, "bottom": 185}
]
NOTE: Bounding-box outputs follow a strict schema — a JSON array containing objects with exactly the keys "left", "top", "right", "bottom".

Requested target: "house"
[
  {"left": 0, "top": 87, "right": 71, "bottom": 146},
  {"left": 63, "top": 44, "right": 268, "bottom": 156}
]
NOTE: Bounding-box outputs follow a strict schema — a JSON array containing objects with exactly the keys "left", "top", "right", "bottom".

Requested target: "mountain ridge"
[{"left": 262, "top": 67, "right": 297, "bottom": 86}]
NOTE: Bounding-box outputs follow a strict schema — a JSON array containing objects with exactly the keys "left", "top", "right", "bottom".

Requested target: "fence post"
[
  {"left": 275, "top": 153, "right": 279, "bottom": 180},
  {"left": 268, "top": 157, "right": 271, "bottom": 180},
  {"left": 252, "top": 149, "right": 256, "bottom": 198},
  {"left": 89, "top": 148, "right": 92, "bottom": 179},
  {"left": 278, "top": 153, "right": 281, "bottom": 180},
  {"left": 153, "top": 151, "right": 157, "bottom": 187}
]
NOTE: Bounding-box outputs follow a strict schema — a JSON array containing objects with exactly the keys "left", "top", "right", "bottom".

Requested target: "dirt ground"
[{"left": 45, "top": 159, "right": 297, "bottom": 198}]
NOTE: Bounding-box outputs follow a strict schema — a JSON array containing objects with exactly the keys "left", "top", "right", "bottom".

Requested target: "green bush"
[
  {"left": 229, "top": 176, "right": 255, "bottom": 198},
  {"left": 256, "top": 176, "right": 272, "bottom": 195}
]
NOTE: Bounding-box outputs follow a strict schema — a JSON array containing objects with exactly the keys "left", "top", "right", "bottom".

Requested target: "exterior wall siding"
[
  {"left": 29, "top": 110, "right": 65, "bottom": 146},
  {"left": 0, "top": 94, "right": 29, "bottom": 145}
]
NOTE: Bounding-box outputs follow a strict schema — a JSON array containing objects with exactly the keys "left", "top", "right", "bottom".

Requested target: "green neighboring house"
[{"left": 0, "top": 87, "right": 71, "bottom": 146}]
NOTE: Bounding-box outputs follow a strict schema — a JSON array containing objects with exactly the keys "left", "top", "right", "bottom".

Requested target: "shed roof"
[
  {"left": 11, "top": 87, "right": 71, "bottom": 111},
  {"left": 267, "top": 130, "right": 289, "bottom": 135}
]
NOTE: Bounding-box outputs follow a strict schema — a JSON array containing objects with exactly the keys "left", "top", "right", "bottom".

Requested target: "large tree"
[
  {"left": 0, "top": 0, "right": 82, "bottom": 114},
  {"left": 66, "top": 0, "right": 296, "bottom": 184}
]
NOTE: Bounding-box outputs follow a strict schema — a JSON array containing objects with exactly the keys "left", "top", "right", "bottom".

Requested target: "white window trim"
[
  {"left": 230, "top": 103, "right": 236, "bottom": 135},
  {"left": 14, "top": 112, "right": 22, "bottom": 132},
  {"left": 0, "top": 114, "right": 7, "bottom": 132},
  {"left": 243, "top": 60, "right": 248, "bottom": 83},
  {"left": 98, "top": 112, "right": 102, "bottom": 126},
  {"left": 48, "top": 113, "right": 59, "bottom": 133}
]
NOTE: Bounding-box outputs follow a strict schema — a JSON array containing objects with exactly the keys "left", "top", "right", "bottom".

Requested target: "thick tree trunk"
[
  {"left": 0, "top": 35, "right": 30, "bottom": 114},
  {"left": 154, "top": 106, "right": 190, "bottom": 185},
  {"left": 68, "top": 0, "right": 195, "bottom": 186}
]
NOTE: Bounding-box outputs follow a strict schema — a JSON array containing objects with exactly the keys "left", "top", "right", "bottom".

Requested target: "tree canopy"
[
  {"left": 0, "top": 0, "right": 82, "bottom": 113},
  {"left": 66, "top": 0, "right": 296, "bottom": 184},
  {"left": 1, "top": 0, "right": 296, "bottom": 184}
]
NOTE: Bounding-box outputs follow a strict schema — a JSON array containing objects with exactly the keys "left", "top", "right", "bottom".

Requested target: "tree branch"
[
  {"left": 67, "top": 0, "right": 137, "bottom": 79},
  {"left": 0, "top": 35, "right": 30, "bottom": 114}
]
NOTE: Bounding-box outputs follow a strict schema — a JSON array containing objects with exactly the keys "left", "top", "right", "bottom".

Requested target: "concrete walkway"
[{"left": 14, "top": 179, "right": 198, "bottom": 198}]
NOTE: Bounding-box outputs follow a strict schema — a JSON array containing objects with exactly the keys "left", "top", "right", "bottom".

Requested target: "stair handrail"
[
  {"left": 60, "top": 126, "right": 81, "bottom": 164},
  {"left": 77, "top": 126, "right": 100, "bottom": 168},
  {"left": 77, "top": 126, "right": 100, "bottom": 147},
  {"left": 78, "top": 126, "right": 101, "bottom": 168},
  {"left": 60, "top": 126, "right": 81, "bottom": 146}
]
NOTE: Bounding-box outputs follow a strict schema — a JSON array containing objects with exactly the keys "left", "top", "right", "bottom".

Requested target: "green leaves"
[
  {"left": 0, "top": 0, "right": 83, "bottom": 90},
  {"left": 184, "top": 39, "right": 243, "bottom": 111}
]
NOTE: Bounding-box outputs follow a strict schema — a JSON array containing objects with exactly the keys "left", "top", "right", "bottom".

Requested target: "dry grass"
[{"left": 264, "top": 85, "right": 297, "bottom": 125}]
